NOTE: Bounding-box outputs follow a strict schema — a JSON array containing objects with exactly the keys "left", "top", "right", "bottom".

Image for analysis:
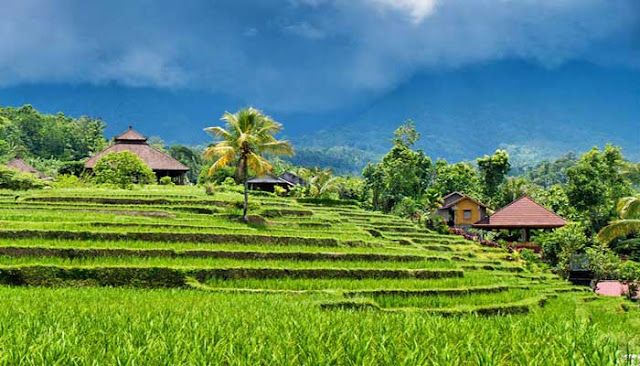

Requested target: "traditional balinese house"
[
  {"left": 247, "top": 174, "right": 294, "bottom": 192},
  {"left": 435, "top": 192, "right": 490, "bottom": 229},
  {"left": 85, "top": 126, "right": 189, "bottom": 184},
  {"left": 5, "top": 158, "right": 47, "bottom": 179},
  {"left": 472, "top": 195, "right": 567, "bottom": 241}
]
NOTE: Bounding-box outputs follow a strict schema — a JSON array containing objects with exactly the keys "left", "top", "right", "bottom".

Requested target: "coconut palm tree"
[
  {"left": 307, "top": 168, "right": 341, "bottom": 198},
  {"left": 597, "top": 195, "right": 640, "bottom": 245},
  {"left": 203, "top": 107, "right": 294, "bottom": 221}
]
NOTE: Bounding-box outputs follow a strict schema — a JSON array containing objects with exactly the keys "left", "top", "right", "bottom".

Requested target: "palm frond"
[
  {"left": 597, "top": 219, "right": 640, "bottom": 245},
  {"left": 203, "top": 126, "right": 232, "bottom": 140},
  {"left": 203, "top": 143, "right": 234, "bottom": 161},
  {"left": 246, "top": 152, "right": 273, "bottom": 176},
  {"left": 260, "top": 140, "right": 294, "bottom": 156},
  {"left": 617, "top": 195, "right": 640, "bottom": 219},
  {"left": 207, "top": 150, "right": 236, "bottom": 176}
]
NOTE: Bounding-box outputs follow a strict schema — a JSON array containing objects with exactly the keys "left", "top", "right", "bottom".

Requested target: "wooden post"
[{"left": 521, "top": 228, "right": 530, "bottom": 242}]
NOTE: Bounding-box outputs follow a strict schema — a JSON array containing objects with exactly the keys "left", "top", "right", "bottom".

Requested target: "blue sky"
[{"left": 0, "top": 0, "right": 639, "bottom": 152}]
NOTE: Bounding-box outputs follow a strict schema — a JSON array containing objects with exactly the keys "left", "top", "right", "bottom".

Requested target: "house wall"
[{"left": 454, "top": 198, "right": 483, "bottom": 226}]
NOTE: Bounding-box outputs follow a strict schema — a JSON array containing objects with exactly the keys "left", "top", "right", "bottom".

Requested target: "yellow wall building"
[{"left": 436, "top": 192, "right": 489, "bottom": 228}]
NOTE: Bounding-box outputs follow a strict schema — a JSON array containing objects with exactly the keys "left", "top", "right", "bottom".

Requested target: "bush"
[
  {"left": 584, "top": 246, "right": 620, "bottom": 281},
  {"left": 92, "top": 151, "right": 156, "bottom": 188},
  {"left": 159, "top": 176, "right": 174, "bottom": 186},
  {"left": 534, "top": 222, "right": 589, "bottom": 276},
  {"left": 58, "top": 160, "right": 86, "bottom": 176},
  {"left": 54, "top": 174, "right": 87, "bottom": 188},
  {"left": 198, "top": 165, "right": 234, "bottom": 185},
  {"left": 204, "top": 183, "right": 216, "bottom": 196},
  {"left": 0, "top": 165, "right": 47, "bottom": 190},
  {"left": 273, "top": 185, "right": 287, "bottom": 197}
]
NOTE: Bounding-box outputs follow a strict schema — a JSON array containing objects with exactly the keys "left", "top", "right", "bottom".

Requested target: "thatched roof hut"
[
  {"left": 5, "top": 158, "right": 47, "bottom": 179},
  {"left": 85, "top": 126, "right": 189, "bottom": 183}
]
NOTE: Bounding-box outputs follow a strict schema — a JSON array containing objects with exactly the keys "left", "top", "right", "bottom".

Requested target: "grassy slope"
[{"left": 0, "top": 186, "right": 638, "bottom": 364}]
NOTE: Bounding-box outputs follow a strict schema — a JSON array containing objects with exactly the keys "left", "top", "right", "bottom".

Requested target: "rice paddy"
[{"left": 0, "top": 186, "right": 638, "bottom": 364}]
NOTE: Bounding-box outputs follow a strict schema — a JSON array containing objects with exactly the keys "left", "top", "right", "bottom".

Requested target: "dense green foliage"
[
  {"left": 0, "top": 105, "right": 106, "bottom": 162},
  {"left": 93, "top": 151, "right": 156, "bottom": 188},
  {"left": 0, "top": 165, "right": 47, "bottom": 190}
]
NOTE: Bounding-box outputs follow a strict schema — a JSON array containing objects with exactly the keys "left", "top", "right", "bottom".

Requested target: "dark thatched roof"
[
  {"left": 473, "top": 196, "right": 567, "bottom": 229},
  {"left": 5, "top": 158, "right": 47, "bottom": 178},
  {"left": 115, "top": 126, "right": 147, "bottom": 143},
  {"left": 247, "top": 174, "right": 294, "bottom": 186},
  {"left": 279, "top": 172, "right": 307, "bottom": 187},
  {"left": 85, "top": 127, "right": 189, "bottom": 172}
]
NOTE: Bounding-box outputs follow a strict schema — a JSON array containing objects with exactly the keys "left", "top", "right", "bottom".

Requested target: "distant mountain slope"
[
  {"left": 296, "top": 61, "right": 640, "bottom": 164},
  {"left": 1, "top": 61, "right": 638, "bottom": 172}
]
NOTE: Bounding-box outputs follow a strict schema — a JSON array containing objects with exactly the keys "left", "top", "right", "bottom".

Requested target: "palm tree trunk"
[{"left": 243, "top": 160, "right": 249, "bottom": 222}]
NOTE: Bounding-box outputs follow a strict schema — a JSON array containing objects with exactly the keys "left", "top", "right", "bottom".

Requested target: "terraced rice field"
[{"left": 0, "top": 187, "right": 638, "bottom": 364}]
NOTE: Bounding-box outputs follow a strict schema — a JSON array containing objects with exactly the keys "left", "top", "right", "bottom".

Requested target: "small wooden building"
[
  {"left": 85, "top": 126, "right": 189, "bottom": 184},
  {"left": 472, "top": 195, "right": 567, "bottom": 241},
  {"left": 247, "top": 174, "right": 294, "bottom": 192},
  {"left": 5, "top": 158, "right": 47, "bottom": 179},
  {"left": 279, "top": 172, "right": 308, "bottom": 187},
  {"left": 436, "top": 192, "right": 489, "bottom": 228}
]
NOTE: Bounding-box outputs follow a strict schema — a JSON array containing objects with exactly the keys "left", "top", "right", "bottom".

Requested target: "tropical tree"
[
  {"left": 597, "top": 195, "right": 640, "bottom": 245},
  {"left": 203, "top": 107, "right": 293, "bottom": 221},
  {"left": 307, "top": 168, "right": 341, "bottom": 198},
  {"left": 477, "top": 149, "right": 510, "bottom": 203},
  {"left": 93, "top": 151, "right": 156, "bottom": 188}
]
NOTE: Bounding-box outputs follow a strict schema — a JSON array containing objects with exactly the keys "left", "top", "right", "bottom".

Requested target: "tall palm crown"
[
  {"left": 203, "top": 107, "right": 294, "bottom": 221},
  {"left": 597, "top": 195, "right": 640, "bottom": 245}
]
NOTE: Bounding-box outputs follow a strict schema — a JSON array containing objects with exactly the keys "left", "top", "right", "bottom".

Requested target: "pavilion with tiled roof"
[
  {"left": 472, "top": 196, "right": 567, "bottom": 241},
  {"left": 85, "top": 126, "right": 189, "bottom": 184}
]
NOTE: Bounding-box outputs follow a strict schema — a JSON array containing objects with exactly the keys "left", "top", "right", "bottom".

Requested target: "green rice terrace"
[{"left": 0, "top": 186, "right": 638, "bottom": 364}]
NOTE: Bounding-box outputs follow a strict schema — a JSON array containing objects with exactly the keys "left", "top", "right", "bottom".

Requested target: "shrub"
[
  {"left": 92, "top": 151, "right": 156, "bottom": 188},
  {"left": 197, "top": 165, "right": 234, "bottom": 185},
  {"left": 54, "top": 174, "right": 87, "bottom": 188},
  {"left": 584, "top": 246, "right": 620, "bottom": 281},
  {"left": 534, "top": 222, "right": 589, "bottom": 276},
  {"left": 204, "top": 183, "right": 216, "bottom": 196},
  {"left": 58, "top": 160, "right": 86, "bottom": 176},
  {"left": 159, "top": 176, "right": 174, "bottom": 186},
  {"left": 0, "top": 165, "right": 47, "bottom": 190},
  {"left": 273, "top": 185, "right": 287, "bottom": 197}
]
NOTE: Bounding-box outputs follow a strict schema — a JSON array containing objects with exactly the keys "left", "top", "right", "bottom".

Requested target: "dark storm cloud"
[{"left": 0, "top": 0, "right": 638, "bottom": 111}]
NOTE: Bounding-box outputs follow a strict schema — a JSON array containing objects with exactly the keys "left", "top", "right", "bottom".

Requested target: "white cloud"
[
  {"left": 369, "top": 0, "right": 438, "bottom": 23},
  {"left": 284, "top": 22, "right": 326, "bottom": 39}
]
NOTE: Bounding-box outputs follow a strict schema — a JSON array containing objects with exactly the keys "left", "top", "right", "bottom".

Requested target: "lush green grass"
[
  {"left": 0, "top": 185, "right": 636, "bottom": 363},
  {"left": 0, "top": 255, "right": 457, "bottom": 270},
  {"left": 0, "top": 287, "right": 636, "bottom": 365}
]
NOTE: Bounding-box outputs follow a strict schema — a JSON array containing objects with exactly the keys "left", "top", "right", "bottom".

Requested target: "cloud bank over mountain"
[{"left": 1, "top": 0, "right": 638, "bottom": 112}]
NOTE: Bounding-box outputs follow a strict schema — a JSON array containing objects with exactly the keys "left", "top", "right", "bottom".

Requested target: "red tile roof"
[{"left": 473, "top": 196, "right": 567, "bottom": 229}]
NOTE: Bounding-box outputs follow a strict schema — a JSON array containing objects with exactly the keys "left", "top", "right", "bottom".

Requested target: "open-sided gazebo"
[{"left": 472, "top": 196, "right": 567, "bottom": 241}]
